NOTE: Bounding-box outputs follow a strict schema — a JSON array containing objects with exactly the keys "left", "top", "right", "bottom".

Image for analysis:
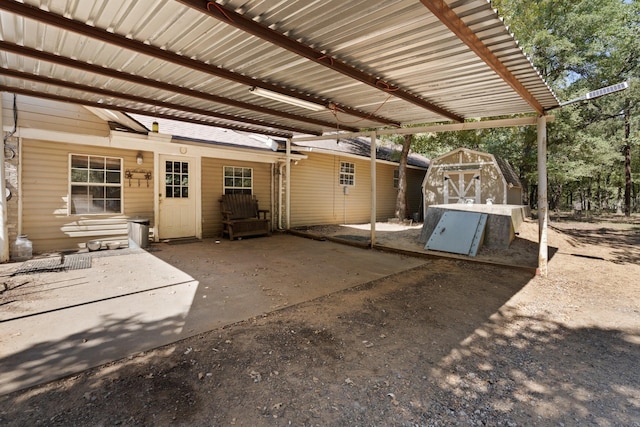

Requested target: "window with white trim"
[
  {"left": 165, "top": 160, "right": 190, "bottom": 198},
  {"left": 393, "top": 168, "right": 400, "bottom": 188},
  {"left": 339, "top": 161, "right": 355, "bottom": 186},
  {"left": 70, "top": 154, "right": 122, "bottom": 214},
  {"left": 224, "top": 166, "right": 253, "bottom": 194}
]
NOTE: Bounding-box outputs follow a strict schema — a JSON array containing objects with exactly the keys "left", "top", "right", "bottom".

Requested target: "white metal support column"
[
  {"left": 0, "top": 93, "right": 8, "bottom": 262},
  {"left": 537, "top": 115, "right": 548, "bottom": 277},
  {"left": 369, "top": 131, "right": 377, "bottom": 247},
  {"left": 285, "top": 138, "right": 291, "bottom": 230}
]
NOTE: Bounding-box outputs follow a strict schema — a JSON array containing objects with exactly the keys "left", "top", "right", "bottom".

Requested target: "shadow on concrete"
[{"left": 0, "top": 313, "right": 186, "bottom": 397}]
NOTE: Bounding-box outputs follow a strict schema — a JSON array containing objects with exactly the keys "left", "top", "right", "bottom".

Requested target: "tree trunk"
[
  {"left": 529, "top": 185, "right": 537, "bottom": 209},
  {"left": 596, "top": 172, "right": 602, "bottom": 211},
  {"left": 394, "top": 134, "right": 413, "bottom": 220},
  {"left": 624, "top": 109, "right": 631, "bottom": 216}
]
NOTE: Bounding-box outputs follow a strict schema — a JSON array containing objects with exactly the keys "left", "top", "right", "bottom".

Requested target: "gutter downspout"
[
  {"left": 0, "top": 93, "right": 8, "bottom": 262},
  {"left": 370, "top": 131, "right": 377, "bottom": 247},
  {"left": 537, "top": 115, "right": 548, "bottom": 277},
  {"left": 277, "top": 162, "right": 284, "bottom": 229},
  {"left": 285, "top": 138, "right": 291, "bottom": 230}
]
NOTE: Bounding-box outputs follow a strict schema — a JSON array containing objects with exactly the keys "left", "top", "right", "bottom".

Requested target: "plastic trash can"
[{"left": 128, "top": 218, "right": 150, "bottom": 249}]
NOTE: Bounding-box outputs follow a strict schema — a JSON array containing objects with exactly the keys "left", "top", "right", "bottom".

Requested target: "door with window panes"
[{"left": 159, "top": 156, "right": 196, "bottom": 239}]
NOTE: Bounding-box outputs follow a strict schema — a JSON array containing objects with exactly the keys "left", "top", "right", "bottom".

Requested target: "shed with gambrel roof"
[{"left": 421, "top": 147, "right": 523, "bottom": 215}]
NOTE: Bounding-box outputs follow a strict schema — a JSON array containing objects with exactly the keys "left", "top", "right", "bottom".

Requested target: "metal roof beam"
[
  {"left": 0, "top": 68, "right": 320, "bottom": 135},
  {"left": 177, "top": 0, "right": 464, "bottom": 123},
  {"left": 0, "top": 1, "right": 398, "bottom": 127},
  {"left": 0, "top": 41, "right": 356, "bottom": 133},
  {"left": 420, "top": 0, "right": 544, "bottom": 115},
  {"left": 292, "top": 116, "right": 555, "bottom": 142},
  {"left": 0, "top": 84, "right": 293, "bottom": 138}
]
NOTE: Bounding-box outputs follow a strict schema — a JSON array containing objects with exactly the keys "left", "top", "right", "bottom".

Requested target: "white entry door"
[
  {"left": 444, "top": 171, "right": 481, "bottom": 204},
  {"left": 159, "top": 156, "right": 196, "bottom": 239}
]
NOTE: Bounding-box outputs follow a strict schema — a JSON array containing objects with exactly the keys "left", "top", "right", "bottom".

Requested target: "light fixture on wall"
[
  {"left": 249, "top": 87, "right": 326, "bottom": 111},
  {"left": 151, "top": 121, "right": 159, "bottom": 132},
  {"left": 136, "top": 152, "right": 143, "bottom": 165}
]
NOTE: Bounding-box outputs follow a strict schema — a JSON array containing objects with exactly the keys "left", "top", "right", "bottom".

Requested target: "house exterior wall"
[
  {"left": 374, "top": 161, "right": 397, "bottom": 221},
  {"left": 20, "top": 139, "right": 154, "bottom": 253},
  {"left": 3, "top": 94, "right": 110, "bottom": 136},
  {"left": 289, "top": 152, "right": 426, "bottom": 227},
  {"left": 201, "top": 157, "right": 273, "bottom": 238},
  {"left": 3, "top": 94, "right": 114, "bottom": 253},
  {"left": 406, "top": 168, "right": 426, "bottom": 218},
  {"left": 375, "top": 165, "right": 425, "bottom": 220}
]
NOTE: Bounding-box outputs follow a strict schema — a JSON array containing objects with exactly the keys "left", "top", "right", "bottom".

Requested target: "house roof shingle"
[{"left": 128, "top": 113, "right": 429, "bottom": 168}]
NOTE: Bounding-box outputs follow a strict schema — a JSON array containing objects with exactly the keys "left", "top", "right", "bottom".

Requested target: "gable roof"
[
  {"left": 129, "top": 114, "right": 277, "bottom": 152},
  {"left": 293, "top": 137, "right": 430, "bottom": 169},
  {"left": 495, "top": 156, "right": 522, "bottom": 189},
  {"left": 0, "top": 1, "right": 558, "bottom": 139},
  {"left": 129, "top": 113, "right": 429, "bottom": 168}
]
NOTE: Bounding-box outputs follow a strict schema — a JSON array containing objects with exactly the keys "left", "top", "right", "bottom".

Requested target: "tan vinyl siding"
[
  {"left": 21, "top": 139, "right": 154, "bottom": 253},
  {"left": 2, "top": 94, "right": 109, "bottom": 136},
  {"left": 375, "top": 164, "right": 397, "bottom": 220},
  {"left": 291, "top": 153, "right": 412, "bottom": 227},
  {"left": 374, "top": 165, "right": 425, "bottom": 221},
  {"left": 290, "top": 153, "right": 426, "bottom": 227},
  {"left": 291, "top": 153, "right": 369, "bottom": 226},
  {"left": 202, "top": 157, "right": 272, "bottom": 238}
]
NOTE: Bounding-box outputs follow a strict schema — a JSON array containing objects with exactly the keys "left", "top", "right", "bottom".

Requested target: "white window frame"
[
  {"left": 339, "top": 161, "right": 355, "bottom": 186},
  {"left": 393, "top": 168, "right": 400, "bottom": 189},
  {"left": 69, "top": 154, "right": 123, "bottom": 215},
  {"left": 164, "top": 159, "right": 191, "bottom": 199},
  {"left": 223, "top": 166, "right": 253, "bottom": 194}
]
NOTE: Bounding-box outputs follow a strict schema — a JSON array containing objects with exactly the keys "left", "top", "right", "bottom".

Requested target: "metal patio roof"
[{"left": 0, "top": 0, "right": 559, "bottom": 139}]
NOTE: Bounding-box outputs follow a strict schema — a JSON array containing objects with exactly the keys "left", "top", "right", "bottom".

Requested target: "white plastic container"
[{"left": 12, "top": 234, "right": 33, "bottom": 262}]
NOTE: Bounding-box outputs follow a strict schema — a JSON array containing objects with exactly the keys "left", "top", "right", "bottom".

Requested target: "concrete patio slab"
[{"left": 0, "top": 234, "right": 426, "bottom": 395}]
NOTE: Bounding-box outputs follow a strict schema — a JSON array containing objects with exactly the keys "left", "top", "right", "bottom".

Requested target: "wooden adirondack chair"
[{"left": 219, "top": 194, "right": 270, "bottom": 240}]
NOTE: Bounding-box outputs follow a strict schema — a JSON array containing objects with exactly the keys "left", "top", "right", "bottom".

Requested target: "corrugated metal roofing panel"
[{"left": 0, "top": 0, "right": 558, "bottom": 137}]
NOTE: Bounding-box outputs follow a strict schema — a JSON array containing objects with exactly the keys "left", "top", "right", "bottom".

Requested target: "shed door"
[
  {"left": 159, "top": 156, "right": 196, "bottom": 239},
  {"left": 444, "top": 171, "right": 480, "bottom": 204}
]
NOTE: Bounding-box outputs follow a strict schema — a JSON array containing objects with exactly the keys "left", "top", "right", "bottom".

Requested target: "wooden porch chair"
[{"left": 219, "top": 194, "right": 270, "bottom": 240}]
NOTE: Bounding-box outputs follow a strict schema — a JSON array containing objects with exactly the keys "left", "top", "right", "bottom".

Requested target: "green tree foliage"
[
  {"left": 387, "top": 1, "right": 639, "bottom": 213},
  {"left": 423, "top": 0, "right": 640, "bottom": 211}
]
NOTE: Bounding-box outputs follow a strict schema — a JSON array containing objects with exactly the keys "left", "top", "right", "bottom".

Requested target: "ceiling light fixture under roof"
[{"left": 250, "top": 87, "right": 326, "bottom": 112}]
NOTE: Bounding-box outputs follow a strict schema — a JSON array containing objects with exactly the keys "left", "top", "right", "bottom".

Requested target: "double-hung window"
[
  {"left": 339, "top": 161, "right": 355, "bottom": 186},
  {"left": 70, "top": 154, "right": 122, "bottom": 214},
  {"left": 224, "top": 166, "right": 253, "bottom": 194},
  {"left": 393, "top": 168, "right": 400, "bottom": 189}
]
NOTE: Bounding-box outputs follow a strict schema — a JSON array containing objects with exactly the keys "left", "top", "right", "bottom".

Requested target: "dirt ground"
[{"left": 1, "top": 213, "right": 639, "bottom": 426}]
